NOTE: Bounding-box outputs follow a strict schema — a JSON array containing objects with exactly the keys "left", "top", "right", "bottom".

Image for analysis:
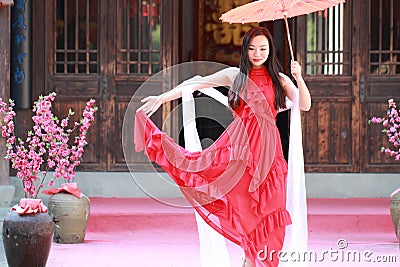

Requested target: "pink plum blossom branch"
[
  {"left": 0, "top": 92, "right": 97, "bottom": 198},
  {"left": 369, "top": 99, "right": 400, "bottom": 161}
]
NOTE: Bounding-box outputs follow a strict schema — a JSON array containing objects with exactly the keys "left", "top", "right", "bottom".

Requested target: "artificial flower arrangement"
[
  {"left": 369, "top": 98, "right": 400, "bottom": 161},
  {"left": 0, "top": 92, "right": 97, "bottom": 214}
]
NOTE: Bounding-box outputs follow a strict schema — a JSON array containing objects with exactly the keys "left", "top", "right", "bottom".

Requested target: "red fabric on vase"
[
  {"left": 42, "top": 182, "right": 82, "bottom": 198},
  {"left": 12, "top": 198, "right": 48, "bottom": 214}
]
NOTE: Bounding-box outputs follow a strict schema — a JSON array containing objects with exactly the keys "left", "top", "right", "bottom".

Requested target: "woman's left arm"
[{"left": 280, "top": 61, "right": 311, "bottom": 111}]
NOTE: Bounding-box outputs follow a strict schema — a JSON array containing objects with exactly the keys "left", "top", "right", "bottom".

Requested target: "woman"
[{"left": 135, "top": 26, "right": 311, "bottom": 266}]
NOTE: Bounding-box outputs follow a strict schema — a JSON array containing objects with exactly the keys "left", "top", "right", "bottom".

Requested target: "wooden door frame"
[{"left": 352, "top": 0, "right": 362, "bottom": 173}]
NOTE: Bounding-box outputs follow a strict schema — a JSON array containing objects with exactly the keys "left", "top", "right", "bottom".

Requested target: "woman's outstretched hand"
[{"left": 136, "top": 95, "right": 163, "bottom": 117}]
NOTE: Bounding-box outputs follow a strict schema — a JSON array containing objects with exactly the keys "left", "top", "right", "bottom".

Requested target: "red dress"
[{"left": 135, "top": 66, "right": 291, "bottom": 266}]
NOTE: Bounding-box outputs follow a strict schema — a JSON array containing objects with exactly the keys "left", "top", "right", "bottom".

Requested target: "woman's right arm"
[{"left": 137, "top": 67, "right": 239, "bottom": 116}]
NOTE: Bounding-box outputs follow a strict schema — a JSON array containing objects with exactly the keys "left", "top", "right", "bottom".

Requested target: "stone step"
[{"left": 85, "top": 197, "right": 394, "bottom": 237}]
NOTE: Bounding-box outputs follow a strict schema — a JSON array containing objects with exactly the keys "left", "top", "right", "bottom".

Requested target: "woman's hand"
[
  {"left": 136, "top": 95, "right": 163, "bottom": 117},
  {"left": 289, "top": 60, "right": 311, "bottom": 111},
  {"left": 290, "top": 60, "right": 303, "bottom": 82}
]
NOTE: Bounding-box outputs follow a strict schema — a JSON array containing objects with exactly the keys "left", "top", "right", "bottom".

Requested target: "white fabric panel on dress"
[
  {"left": 280, "top": 90, "right": 309, "bottom": 267},
  {"left": 182, "top": 88, "right": 232, "bottom": 267}
]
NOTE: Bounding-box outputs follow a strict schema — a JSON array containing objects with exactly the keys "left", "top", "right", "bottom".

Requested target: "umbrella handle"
[{"left": 284, "top": 15, "right": 294, "bottom": 60}]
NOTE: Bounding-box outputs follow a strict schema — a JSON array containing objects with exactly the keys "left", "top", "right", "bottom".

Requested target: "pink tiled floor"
[{"left": 42, "top": 198, "right": 400, "bottom": 266}]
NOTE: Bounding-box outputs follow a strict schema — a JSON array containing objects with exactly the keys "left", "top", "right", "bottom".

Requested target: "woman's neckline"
[{"left": 250, "top": 66, "right": 268, "bottom": 76}]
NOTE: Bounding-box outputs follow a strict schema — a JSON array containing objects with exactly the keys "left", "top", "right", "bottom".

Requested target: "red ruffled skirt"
[{"left": 135, "top": 104, "right": 291, "bottom": 266}]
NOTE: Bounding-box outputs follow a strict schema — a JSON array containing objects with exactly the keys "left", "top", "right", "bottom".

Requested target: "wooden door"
[
  {"left": 297, "top": 0, "right": 400, "bottom": 173},
  {"left": 44, "top": 0, "right": 108, "bottom": 171},
  {"left": 297, "top": 1, "right": 355, "bottom": 172},
  {"left": 44, "top": 0, "right": 179, "bottom": 172},
  {"left": 106, "top": 0, "right": 179, "bottom": 171},
  {"left": 361, "top": 0, "right": 400, "bottom": 172}
]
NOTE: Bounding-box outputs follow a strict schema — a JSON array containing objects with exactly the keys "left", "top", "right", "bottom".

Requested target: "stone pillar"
[
  {"left": 10, "top": 0, "right": 32, "bottom": 109},
  {"left": 0, "top": 5, "right": 15, "bottom": 207}
]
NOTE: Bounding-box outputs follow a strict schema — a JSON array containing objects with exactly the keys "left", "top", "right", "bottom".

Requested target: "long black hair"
[{"left": 228, "top": 27, "right": 286, "bottom": 110}]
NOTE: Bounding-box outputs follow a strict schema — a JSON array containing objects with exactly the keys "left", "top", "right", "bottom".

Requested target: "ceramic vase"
[
  {"left": 48, "top": 192, "right": 90, "bottom": 243},
  {"left": 2, "top": 206, "right": 54, "bottom": 267},
  {"left": 390, "top": 188, "right": 400, "bottom": 237},
  {"left": 397, "top": 220, "right": 400, "bottom": 248}
]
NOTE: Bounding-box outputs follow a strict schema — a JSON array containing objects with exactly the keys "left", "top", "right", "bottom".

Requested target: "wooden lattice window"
[
  {"left": 54, "top": 0, "right": 99, "bottom": 74},
  {"left": 370, "top": 0, "right": 400, "bottom": 75},
  {"left": 117, "top": 0, "right": 161, "bottom": 75},
  {"left": 305, "top": 2, "right": 350, "bottom": 75}
]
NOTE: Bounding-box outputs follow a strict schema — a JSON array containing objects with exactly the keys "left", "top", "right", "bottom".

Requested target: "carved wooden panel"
[
  {"left": 365, "top": 101, "right": 400, "bottom": 172},
  {"left": 303, "top": 97, "right": 353, "bottom": 171},
  {"left": 53, "top": 97, "right": 105, "bottom": 171}
]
